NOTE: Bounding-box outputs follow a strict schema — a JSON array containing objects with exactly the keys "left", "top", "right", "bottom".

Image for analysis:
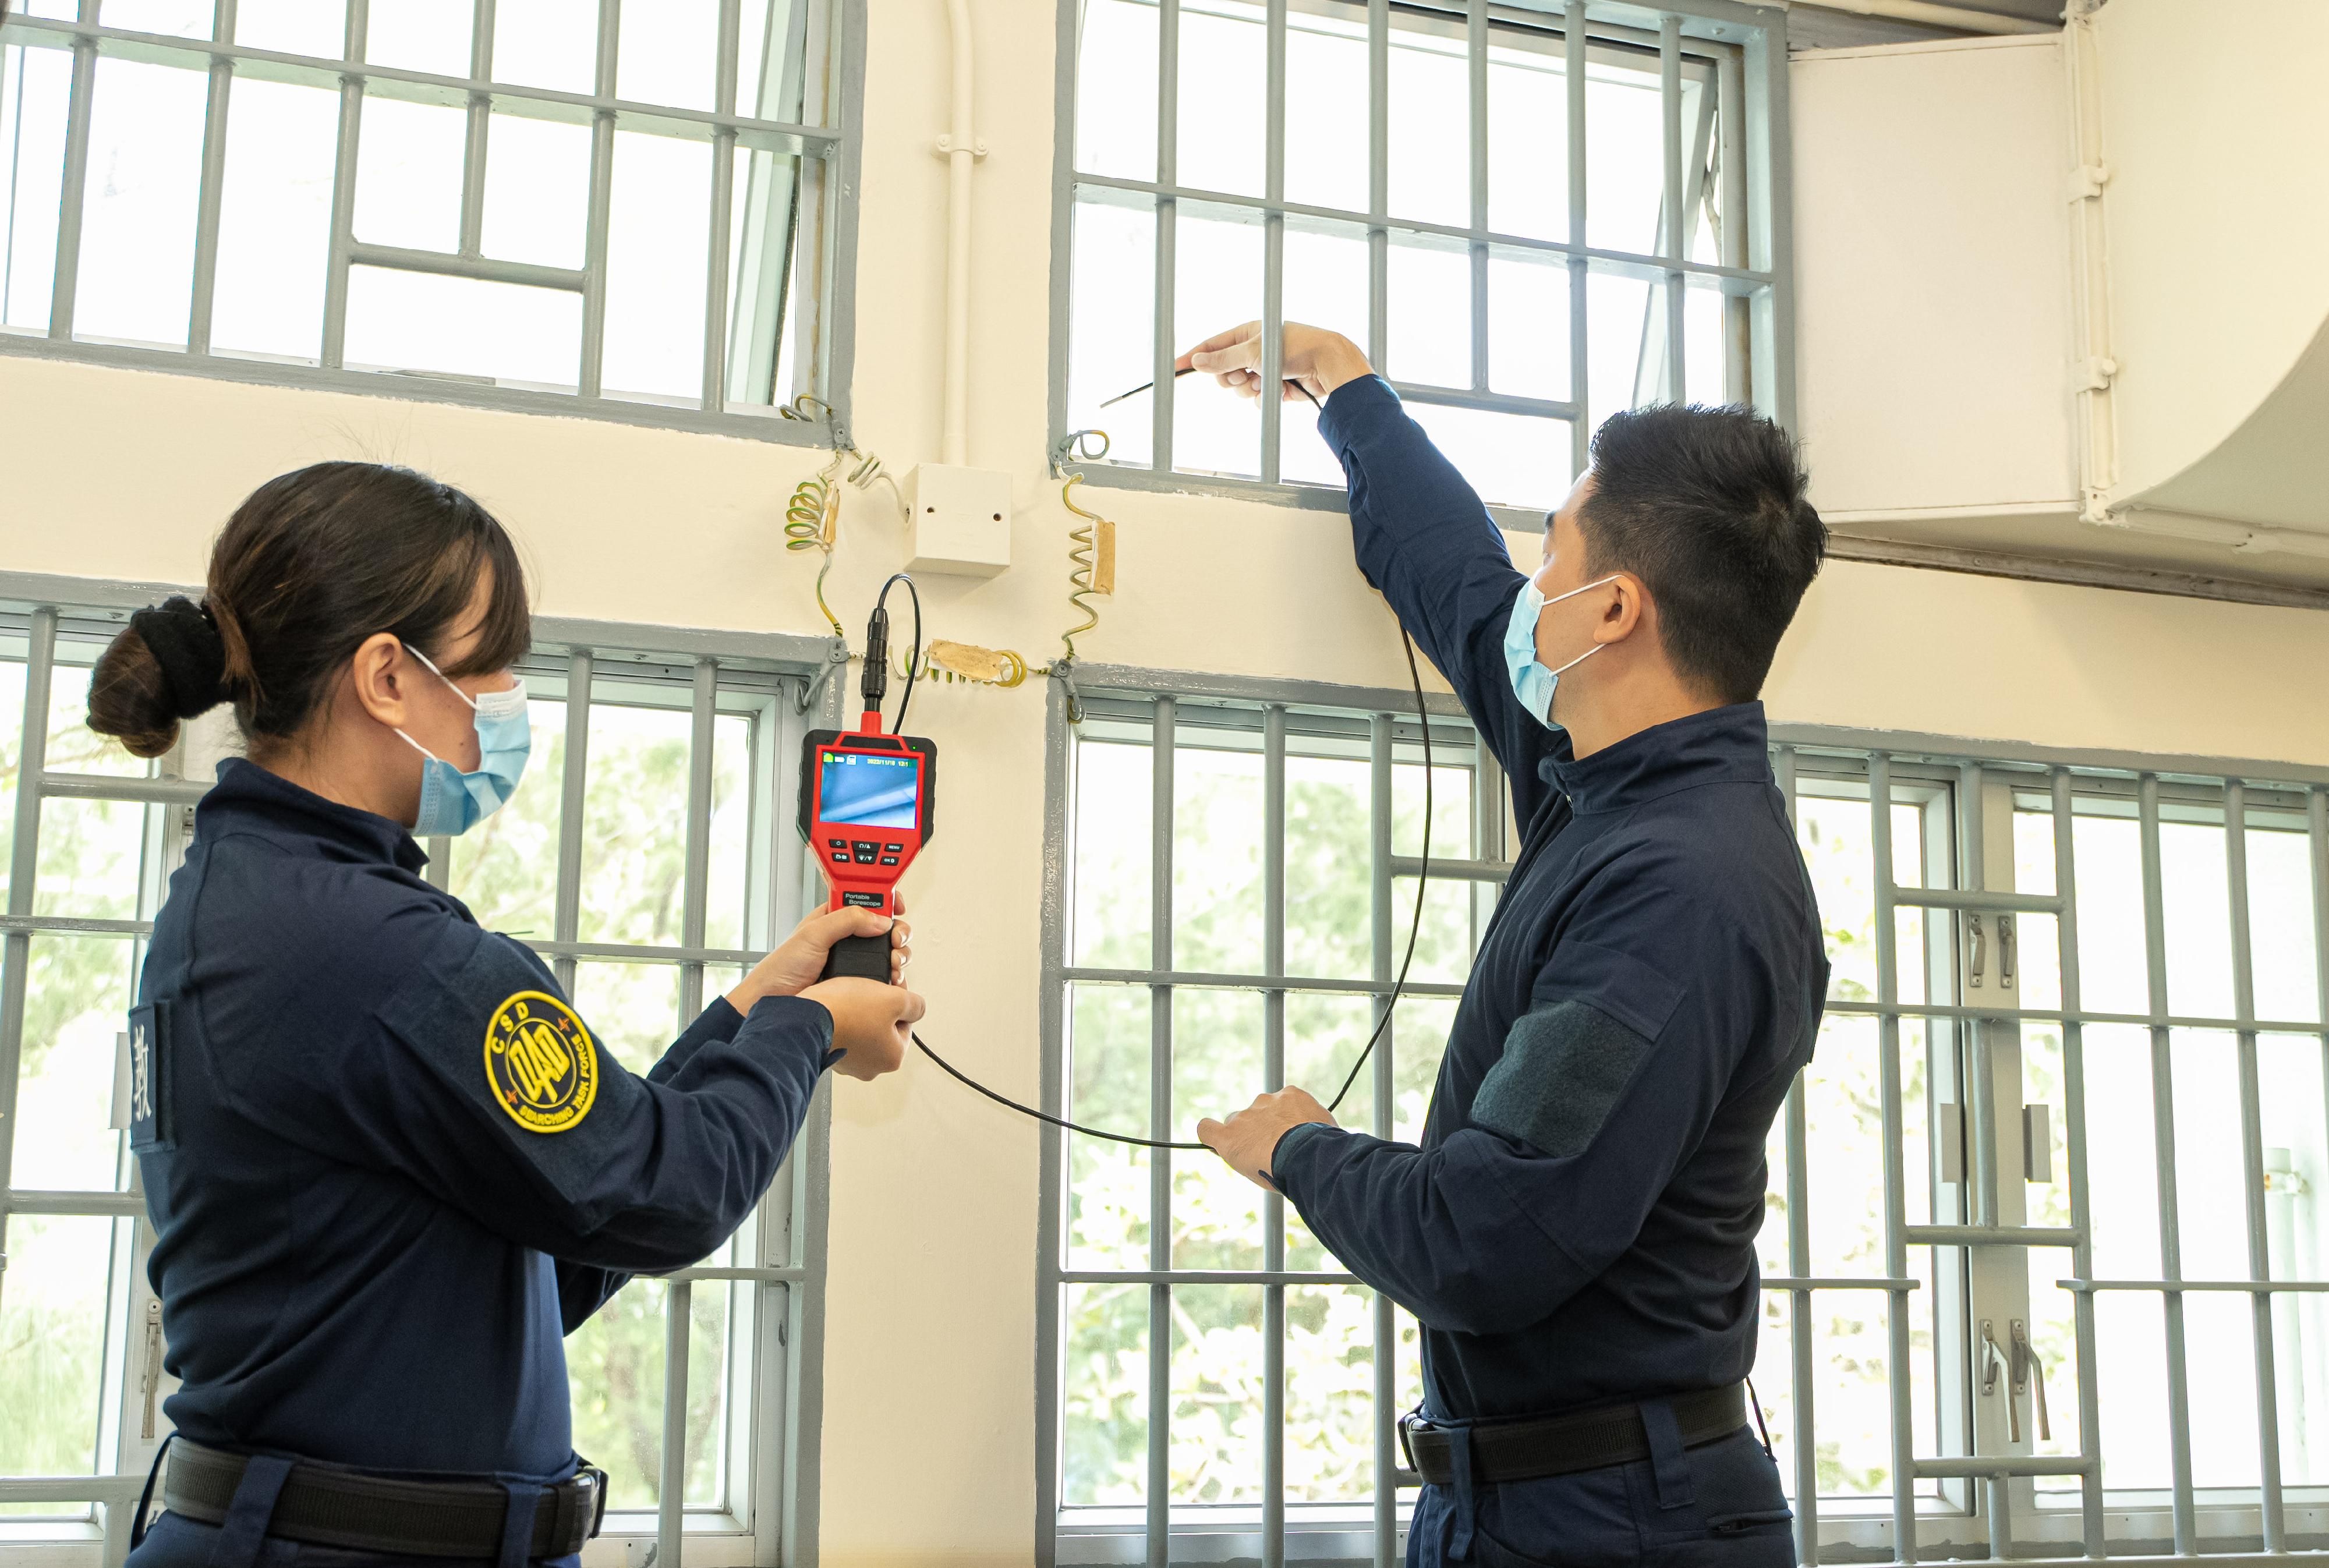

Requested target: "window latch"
[
  {"left": 1967, "top": 913, "right": 1987, "bottom": 989},
  {"left": 1997, "top": 912, "right": 2016, "bottom": 987},
  {"left": 140, "top": 1298, "right": 164, "bottom": 1440},
  {"left": 1980, "top": 1319, "right": 2021, "bottom": 1442},
  {"left": 2010, "top": 1317, "right": 2052, "bottom": 1442}
]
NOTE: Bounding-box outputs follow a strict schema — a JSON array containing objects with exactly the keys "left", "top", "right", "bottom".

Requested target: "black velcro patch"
[{"left": 1471, "top": 1000, "right": 1652, "bottom": 1159}]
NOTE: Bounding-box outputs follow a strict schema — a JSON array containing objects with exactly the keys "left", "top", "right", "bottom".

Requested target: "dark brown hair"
[{"left": 89, "top": 462, "right": 530, "bottom": 758}]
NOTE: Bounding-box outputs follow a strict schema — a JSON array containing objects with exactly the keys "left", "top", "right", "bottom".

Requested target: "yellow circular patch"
[{"left": 484, "top": 991, "right": 599, "bottom": 1134}]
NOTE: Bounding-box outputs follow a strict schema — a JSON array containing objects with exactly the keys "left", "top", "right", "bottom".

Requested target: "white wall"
[{"left": 8, "top": 4, "right": 2329, "bottom": 1563}]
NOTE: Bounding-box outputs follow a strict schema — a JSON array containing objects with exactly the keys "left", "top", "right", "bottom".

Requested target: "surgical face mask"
[
  {"left": 394, "top": 647, "right": 531, "bottom": 838},
  {"left": 1503, "top": 574, "right": 1622, "bottom": 730}
]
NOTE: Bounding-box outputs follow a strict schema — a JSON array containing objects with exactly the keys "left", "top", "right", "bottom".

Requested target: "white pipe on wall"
[{"left": 941, "top": 0, "right": 976, "bottom": 468}]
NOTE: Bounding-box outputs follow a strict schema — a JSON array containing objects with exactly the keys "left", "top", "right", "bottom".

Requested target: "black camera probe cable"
[{"left": 869, "top": 575, "right": 1438, "bottom": 1151}]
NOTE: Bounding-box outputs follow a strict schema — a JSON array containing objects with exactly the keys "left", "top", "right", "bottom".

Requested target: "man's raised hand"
[{"left": 1176, "top": 322, "right": 1374, "bottom": 406}]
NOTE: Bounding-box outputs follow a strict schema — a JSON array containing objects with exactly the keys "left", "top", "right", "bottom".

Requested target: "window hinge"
[{"left": 2023, "top": 1102, "right": 2052, "bottom": 1184}]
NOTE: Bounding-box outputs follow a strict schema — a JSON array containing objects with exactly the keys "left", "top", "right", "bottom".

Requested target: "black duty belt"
[
  {"left": 163, "top": 1440, "right": 608, "bottom": 1559},
  {"left": 1400, "top": 1383, "right": 1750, "bottom": 1486}
]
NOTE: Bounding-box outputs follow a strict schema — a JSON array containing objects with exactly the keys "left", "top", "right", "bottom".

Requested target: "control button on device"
[
  {"left": 879, "top": 855, "right": 900, "bottom": 866},
  {"left": 827, "top": 837, "right": 846, "bottom": 850},
  {"left": 883, "top": 843, "right": 904, "bottom": 854},
  {"left": 829, "top": 851, "right": 850, "bottom": 863},
  {"left": 854, "top": 848, "right": 878, "bottom": 864},
  {"left": 852, "top": 840, "right": 877, "bottom": 854}
]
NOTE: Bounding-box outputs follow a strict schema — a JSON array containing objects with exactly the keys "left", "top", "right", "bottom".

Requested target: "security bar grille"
[
  {"left": 0, "top": 0, "right": 862, "bottom": 442},
  {"left": 1048, "top": 0, "right": 1792, "bottom": 515},
  {"left": 0, "top": 578, "right": 841, "bottom": 1568},
  {"left": 1042, "top": 676, "right": 2329, "bottom": 1567}
]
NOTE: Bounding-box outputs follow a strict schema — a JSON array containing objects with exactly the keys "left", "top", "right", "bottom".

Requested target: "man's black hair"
[{"left": 1573, "top": 403, "right": 1827, "bottom": 706}]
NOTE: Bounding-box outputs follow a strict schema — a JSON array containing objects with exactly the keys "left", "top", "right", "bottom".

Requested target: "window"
[
  {"left": 0, "top": 0, "right": 861, "bottom": 439},
  {"left": 0, "top": 586, "right": 840, "bottom": 1566},
  {"left": 1052, "top": 0, "right": 1789, "bottom": 515},
  {"left": 1045, "top": 684, "right": 2329, "bottom": 1565}
]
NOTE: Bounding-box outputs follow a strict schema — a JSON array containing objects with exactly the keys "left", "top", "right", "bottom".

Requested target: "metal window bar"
[
  {"left": 1053, "top": 0, "right": 1788, "bottom": 501},
  {"left": 0, "top": 1, "right": 861, "bottom": 443},
  {"left": 0, "top": 603, "right": 827, "bottom": 1566}
]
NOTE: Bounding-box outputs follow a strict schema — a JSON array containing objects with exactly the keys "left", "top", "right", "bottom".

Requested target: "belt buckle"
[
  {"left": 1396, "top": 1410, "right": 1423, "bottom": 1477},
  {"left": 580, "top": 1465, "right": 610, "bottom": 1542}
]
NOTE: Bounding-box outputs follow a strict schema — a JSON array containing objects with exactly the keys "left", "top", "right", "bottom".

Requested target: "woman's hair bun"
[{"left": 88, "top": 595, "right": 229, "bottom": 759}]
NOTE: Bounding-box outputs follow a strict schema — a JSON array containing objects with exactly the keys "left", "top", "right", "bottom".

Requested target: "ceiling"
[{"left": 1785, "top": 0, "right": 2065, "bottom": 51}]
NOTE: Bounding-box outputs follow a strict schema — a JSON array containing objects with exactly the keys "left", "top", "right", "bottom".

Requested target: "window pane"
[
  {"left": 345, "top": 266, "right": 582, "bottom": 387},
  {"left": 578, "top": 702, "right": 694, "bottom": 945},
  {"left": 2083, "top": 1022, "right": 2162, "bottom": 1277},
  {"left": 601, "top": 131, "right": 710, "bottom": 401},
  {"left": 740, "top": 0, "right": 811, "bottom": 125},
  {"left": 1585, "top": 266, "right": 1654, "bottom": 427},
  {"left": 722, "top": 143, "right": 802, "bottom": 409},
  {"left": 1064, "top": 193, "right": 1155, "bottom": 468},
  {"left": 1283, "top": 993, "right": 1374, "bottom": 1266},
  {"left": 12, "top": 935, "right": 137, "bottom": 1192},
  {"left": 706, "top": 712, "right": 752, "bottom": 952},
  {"left": 1386, "top": 237, "right": 1468, "bottom": 390},
  {"left": 1684, "top": 277, "right": 1725, "bottom": 406},
  {"left": 445, "top": 696, "right": 567, "bottom": 939},
  {"left": 0, "top": 1216, "right": 112, "bottom": 1500},
  {"left": 1062, "top": 1280, "right": 1149, "bottom": 1505},
  {"left": 1170, "top": 206, "right": 1262, "bottom": 480},
  {"left": 566, "top": 1275, "right": 731, "bottom": 1512},
  {"left": 1077, "top": 0, "right": 1162, "bottom": 182},
  {"left": 1486, "top": 36, "right": 1567, "bottom": 242},
  {"left": 618, "top": 0, "right": 718, "bottom": 111},
  {"left": 1286, "top": 1283, "right": 1375, "bottom": 1501},
  {"left": 569, "top": 961, "right": 682, "bottom": 1076},
  {"left": 102, "top": 0, "right": 214, "bottom": 38},
  {"left": 2073, "top": 815, "right": 2150, "bottom": 1017},
  {"left": 1170, "top": 988, "right": 1263, "bottom": 1270},
  {"left": 1171, "top": 742, "right": 1262, "bottom": 974},
  {"left": 48, "top": 661, "right": 148, "bottom": 777},
  {"left": 2159, "top": 820, "right": 2235, "bottom": 1020},
  {"left": 2263, "top": 1032, "right": 2329, "bottom": 1484},
  {"left": 483, "top": 112, "right": 590, "bottom": 269},
  {"left": 364, "top": 0, "right": 474, "bottom": 78},
  {"left": 35, "top": 798, "right": 145, "bottom": 920},
  {"left": 1176, "top": 0, "right": 1263, "bottom": 200},
  {"left": 1487, "top": 250, "right": 1570, "bottom": 402},
  {"left": 1284, "top": 752, "right": 1368, "bottom": 983},
  {"left": 353, "top": 95, "right": 465, "bottom": 253},
  {"left": 1282, "top": 9, "right": 1367, "bottom": 215},
  {"left": 2248, "top": 827, "right": 2319, "bottom": 1024},
  {"left": 1403, "top": 403, "right": 1567, "bottom": 511},
  {"left": 1390, "top": 995, "right": 1454, "bottom": 1145},
  {"left": 494, "top": 0, "right": 597, "bottom": 95},
  {"left": 1386, "top": 20, "right": 1466, "bottom": 228},
  {"left": 74, "top": 56, "right": 207, "bottom": 348},
  {"left": 1584, "top": 57, "right": 1662, "bottom": 254},
  {"left": 211, "top": 76, "right": 338, "bottom": 362},
  {"left": 236, "top": 0, "right": 348, "bottom": 57},
  {"left": 1279, "top": 220, "right": 1370, "bottom": 487},
  {"left": 1, "top": 42, "right": 72, "bottom": 332},
  {"left": 1071, "top": 737, "right": 1152, "bottom": 969},
  {"left": 1068, "top": 984, "right": 1151, "bottom": 1269},
  {"left": 1168, "top": 1283, "right": 1263, "bottom": 1503}
]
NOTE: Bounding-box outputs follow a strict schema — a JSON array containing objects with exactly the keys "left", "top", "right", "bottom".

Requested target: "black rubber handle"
[{"left": 820, "top": 931, "right": 891, "bottom": 983}]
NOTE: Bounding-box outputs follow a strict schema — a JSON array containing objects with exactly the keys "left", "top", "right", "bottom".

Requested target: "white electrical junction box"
[{"left": 903, "top": 463, "right": 1013, "bottom": 578}]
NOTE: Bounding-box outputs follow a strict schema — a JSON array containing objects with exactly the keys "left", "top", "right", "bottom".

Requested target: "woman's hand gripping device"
[{"left": 796, "top": 585, "right": 937, "bottom": 982}]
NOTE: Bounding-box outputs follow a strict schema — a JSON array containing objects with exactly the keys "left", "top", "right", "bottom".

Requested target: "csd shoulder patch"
[{"left": 484, "top": 990, "right": 600, "bottom": 1134}]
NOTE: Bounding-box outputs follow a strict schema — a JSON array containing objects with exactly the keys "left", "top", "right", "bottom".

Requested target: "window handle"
[
  {"left": 1998, "top": 912, "right": 2016, "bottom": 986},
  {"left": 1967, "top": 913, "right": 1987, "bottom": 989},
  {"left": 140, "top": 1299, "right": 164, "bottom": 1440},
  {"left": 2011, "top": 1318, "right": 2051, "bottom": 1442},
  {"left": 1980, "top": 1319, "right": 2019, "bottom": 1442}
]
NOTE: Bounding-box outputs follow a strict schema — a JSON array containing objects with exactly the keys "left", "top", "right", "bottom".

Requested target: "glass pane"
[
  {"left": 1755, "top": 1291, "right": 1796, "bottom": 1501},
  {"left": 103, "top": 0, "right": 214, "bottom": 38},
  {"left": 577, "top": 700, "right": 693, "bottom": 944},
  {"left": 0, "top": 1216, "right": 112, "bottom": 1499},
  {"left": 1283, "top": 992, "right": 1374, "bottom": 1268},
  {"left": 569, "top": 961, "right": 681, "bottom": 1076},
  {"left": 739, "top": 0, "right": 810, "bottom": 124},
  {"left": 2248, "top": 827, "right": 2319, "bottom": 1024},
  {"left": 2093, "top": 1290, "right": 2170, "bottom": 1489},
  {"left": 2082, "top": 1022, "right": 2162, "bottom": 1277},
  {"left": 1074, "top": 0, "right": 1158, "bottom": 180},
  {"left": 1284, "top": 752, "right": 1368, "bottom": 983},
  {"left": 1172, "top": 741, "right": 1262, "bottom": 975},
  {"left": 601, "top": 130, "right": 710, "bottom": 401},
  {"left": 618, "top": 0, "right": 718, "bottom": 111},
  {"left": 1810, "top": 1284, "right": 1898, "bottom": 1497},
  {"left": 445, "top": 696, "right": 566, "bottom": 939},
  {"left": 1176, "top": 0, "right": 1263, "bottom": 200},
  {"left": 1386, "top": 237, "right": 1468, "bottom": 390},
  {"left": 2026, "top": 1265, "right": 2083, "bottom": 1478},
  {"left": 2262, "top": 1034, "right": 2329, "bottom": 1485},
  {"left": 13, "top": 936, "right": 137, "bottom": 1191},
  {"left": 1802, "top": 1016, "right": 1884, "bottom": 1278},
  {"left": 1279, "top": 220, "right": 1370, "bottom": 487},
  {"left": 721, "top": 144, "right": 802, "bottom": 409},
  {"left": 2159, "top": 820, "right": 2235, "bottom": 1020},
  {"left": 353, "top": 95, "right": 465, "bottom": 252},
  {"left": 1486, "top": 34, "right": 1567, "bottom": 242},
  {"left": 1068, "top": 984, "right": 1151, "bottom": 1269},
  {"left": 1487, "top": 249, "right": 1570, "bottom": 402},
  {"left": 1584, "top": 266, "right": 1652, "bottom": 426},
  {"left": 1062, "top": 1280, "right": 1149, "bottom": 1505},
  {"left": 1, "top": 42, "right": 72, "bottom": 332},
  {"left": 1584, "top": 56, "right": 1661, "bottom": 255},
  {"left": 1287, "top": 1283, "right": 1375, "bottom": 1500},
  {"left": 1386, "top": 19, "right": 1466, "bottom": 228},
  {"left": 2187, "top": 1291, "right": 2261, "bottom": 1489},
  {"left": 1282, "top": 8, "right": 1367, "bottom": 214},
  {"left": 1390, "top": 875, "right": 1472, "bottom": 989},
  {"left": 1171, "top": 205, "right": 1262, "bottom": 480},
  {"left": 483, "top": 112, "right": 590, "bottom": 268},
  {"left": 2073, "top": 813, "right": 2150, "bottom": 1017},
  {"left": 1168, "top": 1284, "right": 1263, "bottom": 1503},
  {"left": 1064, "top": 193, "right": 1155, "bottom": 468},
  {"left": 35, "top": 798, "right": 145, "bottom": 919},
  {"left": 1170, "top": 988, "right": 1263, "bottom": 1270},
  {"left": 48, "top": 663, "right": 147, "bottom": 777},
  {"left": 236, "top": 0, "right": 348, "bottom": 57},
  {"left": 1390, "top": 995, "right": 1454, "bottom": 1145},
  {"left": 345, "top": 267, "right": 582, "bottom": 387},
  {"left": 364, "top": 0, "right": 473, "bottom": 77},
  {"left": 1683, "top": 278, "right": 1725, "bottom": 406},
  {"left": 706, "top": 712, "right": 752, "bottom": 951},
  {"left": 0, "top": 662, "right": 20, "bottom": 905},
  {"left": 1071, "top": 737, "right": 1152, "bottom": 969},
  {"left": 565, "top": 1275, "right": 730, "bottom": 1511},
  {"left": 494, "top": 0, "right": 597, "bottom": 95},
  {"left": 210, "top": 76, "right": 338, "bottom": 362},
  {"left": 2170, "top": 1029, "right": 2248, "bottom": 1280},
  {"left": 1403, "top": 403, "right": 1568, "bottom": 511},
  {"left": 74, "top": 56, "right": 207, "bottom": 348}
]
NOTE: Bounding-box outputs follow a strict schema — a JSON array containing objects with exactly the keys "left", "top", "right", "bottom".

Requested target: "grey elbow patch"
[{"left": 1471, "top": 1000, "right": 1653, "bottom": 1159}]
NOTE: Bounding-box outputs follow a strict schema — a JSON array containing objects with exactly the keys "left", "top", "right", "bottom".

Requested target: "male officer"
[{"left": 1193, "top": 323, "right": 1829, "bottom": 1568}]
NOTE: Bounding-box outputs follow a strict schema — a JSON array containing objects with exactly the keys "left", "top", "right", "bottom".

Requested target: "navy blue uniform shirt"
[
  {"left": 132, "top": 759, "right": 836, "bottom": 1477},
  {"left": 1273, "top": 377, "right": 1829, "bottom": 1422}
]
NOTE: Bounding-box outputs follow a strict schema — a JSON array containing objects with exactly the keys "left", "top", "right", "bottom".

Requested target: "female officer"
[{"left": 87, "top": 461, "right": 923, "bottom": 1568}]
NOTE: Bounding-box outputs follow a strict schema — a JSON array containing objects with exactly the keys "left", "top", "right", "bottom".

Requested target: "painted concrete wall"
[{"left": 6, "top": 3, "right": 2329, "bottom": 1563}]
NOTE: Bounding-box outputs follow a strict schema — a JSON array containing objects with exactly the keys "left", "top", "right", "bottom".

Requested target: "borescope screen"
[{"left": 819, "top": 751, "right": 922, "bottom": 830}]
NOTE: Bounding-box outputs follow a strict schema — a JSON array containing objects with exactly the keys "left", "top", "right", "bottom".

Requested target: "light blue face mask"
[
  {"left": 1503, "top": 573, "right": 1622, "bottom": 729},
  {"left": 395, "top": 647, "right": 531, "bottom": 838}
]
